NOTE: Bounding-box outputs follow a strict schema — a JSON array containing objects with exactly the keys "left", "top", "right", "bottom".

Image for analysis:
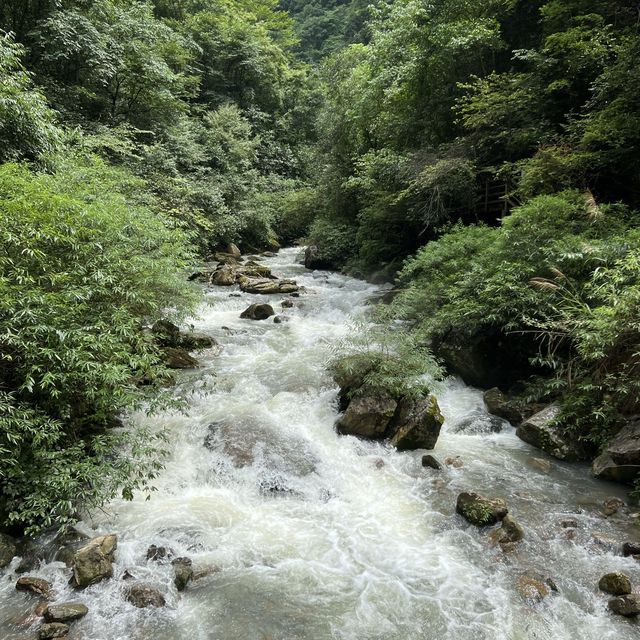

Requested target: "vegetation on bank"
[
  {"left": 0, "top": 0, "right": 315, "bottom": 534},
  {"left": 305, "top": 0, "right": 640, "bottom": 476}
]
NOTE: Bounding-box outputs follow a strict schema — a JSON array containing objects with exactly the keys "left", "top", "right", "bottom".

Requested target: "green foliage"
[
  {"left": 331, "top": 319, "right": 443, "bottom": 400},
  {"left": 0, "top": 158, "right": 200, "bottom": 534},
  {"left": 0, "top": 33, "right": 60, "bottom": 163},
  {"left": 308, "top": 217, "right": 358, "bottom": 269}
]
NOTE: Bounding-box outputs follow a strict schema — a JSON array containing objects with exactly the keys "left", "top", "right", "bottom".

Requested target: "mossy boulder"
[
  {"left": 456, "top": 492, "right": 508, "bottom": 526},
  {"left": 598, "top": 572, "right": 632, "bottom": 595},
  {"left": 72, "top": 534, "right": 117, "bottom": 588},
  {"left": 390, "top": 396, "right": 443, "bottom": 451},
  {"left": 336, "top": 392, "right": 398, "bottom": 439},
  {"left": 609, "top": 594, "right": 640, "bottom": 617},
  {"left": 516, "top": 404, "right": 587, "bottom": 461}
]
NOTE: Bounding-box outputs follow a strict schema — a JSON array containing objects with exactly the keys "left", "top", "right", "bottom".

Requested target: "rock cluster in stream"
[
  {"left": 2, "top": 532, "right": 208, "bottom": 639},
  {"left": 483, "top": 387, "right": 640, "bottom": 484},
  {"left": 332, "top": 362, "right": 444, "bottom": 451}
]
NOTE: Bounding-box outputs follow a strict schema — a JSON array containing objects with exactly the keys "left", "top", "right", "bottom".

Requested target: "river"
[{"left": 1, "top": 247, "right": 638, "bottom": 639}]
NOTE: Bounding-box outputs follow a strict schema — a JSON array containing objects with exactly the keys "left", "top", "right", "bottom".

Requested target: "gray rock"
[
  {"left": 240, "top": 303, "right": 275, "bottom": 320},
  {"left": 38, "top": 622, "right": 69, "bottom": 639},
  {"left": 172, "top": 557, "right": 193, "bottom": 592},
  {"left": 609, "top": 594, "right": 640, "bottom": 617},
  {"left": 516, "top": 404, "right": 585, "bottom": 461},
  {"left": 449, "top": 413, "right": 506, "bottom": 435},
  {"left": 483, "top": 388, "right": 524, "bottom": 425},
  {"left": 16, "top": 576, "right": 53, "bottom": 599},
  {"left": 0, "top": 533, "right": 17, "bottom": 568},
  {"left": 598, "top": 572, "right": 632, "bottom": 595},
  {"left": 421, "top": 454, "right": 443, "bottom": 470},
  {"left": 72, "top": 534, "right": 117, "bottom": 588},
  {"left": 456, "top": 492, "right": 508, "bottom": 526},
  {"left": 180, "top": 333, "right": 218, "bottom": 351},
  {"left": 390, "top": 396, "right": 444, "bottom": 451},
  {"left": 127, "top": 582, "right": 166, "bottom": 608},
  {"left": 281, "top": 299, "right": 294, "bottom": 308},
  {"left": 336, "top": 392, "right": 397, "bottom": 439},
  {"left": 43, "top": 603, "right": 88, "bottom": 623},
  {"left": 592, "top": 419, "right": 640, "bottom": 484}
]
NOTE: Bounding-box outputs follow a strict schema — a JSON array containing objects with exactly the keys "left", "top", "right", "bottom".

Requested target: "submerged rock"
[
  {"left": 15, "top": 577, "right": 53, "bottom": 599},
  {"left": 516, "top": 404, "right": 585, "bottom": 461},
  {"left": 38, "top": 622, "right": 69, "bottom": 639},
  {"left": 0, "top": 533, "right": 17, "bottom": 568},
  {"left": 449, "top": 413, "right": 505, "bottom": 435},
  {"left": 516, "top": 573, "right": 553, "bottom": 604},
  {"left": 72, "top": 534, "right": 117, "bottom": 588},
  {"left": 172, "top": 557, "right": 193, "bottom": 592},
  {"left": 456, "top": 492, "right": 508, "bottom": 526},
  {"left": 444, "top": 456, "right": 464, "bottom": 468},
  {"left": 623, "top": 542, "right": 640, "bottom": 557},
  {"left": 598, "top": 572, "right": 632, "bottom": 595},
  {"left": 240, "top": 303, "right": 275, "bottom": 320},
  {"left": 609, "top": 594, "right": 640, "bottom": 617},
  {"left": 490, "top": 515, "right": 525, "bottom": 546},
  {"left": 146, "top": 545, "right": 173, "bottom": 563},
  {"left": 43, "top": 603, "right": 88, "bottom": 623},
  {"left": 126, "top": 582, "right": 166, "bottom": 608},
  {"left": 592, "top": 419, "right": 640, "bottom": 484}
]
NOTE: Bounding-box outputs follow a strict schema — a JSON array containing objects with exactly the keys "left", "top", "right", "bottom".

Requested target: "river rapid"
[{"left": 1, "top": 247, "right": 638, "bottom": 640}]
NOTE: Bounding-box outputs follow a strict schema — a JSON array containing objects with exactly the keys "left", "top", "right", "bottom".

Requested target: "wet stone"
[
  {"left": 38, "top": 622, "right": 69, "bottom": 639},
  {"left": 623, "top": 542, "right": 640, "bottom": 557},
  {"left": 0, "top": 533, "right": 17, "bottom": 568},
  {"left": 146, "top": 545, "right": 173, "bottom": 562},
  {"left": 598, "top": 572, "right": 632, "bottom": 595},
  {"left": 609, "top": 594, "right": 640, "bottom": 617},
  {"left": 16, "top": 576, "right": 53, "bottom": 599},
  {"left": 43, "top": 603, "right": 89, "bottom": 623},
  {"left": 456, "top": 492, "right": 508, "bottom": 526},
  {"left": 127, "top": 582, "right": 166, "bottom": 608},
  {"left": 172, "top": 557, "right": 193, "bottom": 592},
  {"left": 421, "top": 454, "right": 442, "bottom": 470}
]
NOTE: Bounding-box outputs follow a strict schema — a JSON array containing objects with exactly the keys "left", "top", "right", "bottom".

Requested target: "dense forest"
[{"left": 1, "top": 0, "right": 639, "bottom": 538}]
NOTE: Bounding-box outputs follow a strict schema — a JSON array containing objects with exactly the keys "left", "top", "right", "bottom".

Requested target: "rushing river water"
[{"left": 1, "top": 247, "right": 639, "bottom": 640}]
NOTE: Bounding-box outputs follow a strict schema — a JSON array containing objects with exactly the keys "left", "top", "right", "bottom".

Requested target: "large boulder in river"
[
  {"left": 599, "top": 572, "right": 632, "bottom": 595},
  {"left": 390, "top": 396, "right": 443, "bottom": 451},
  {"left": 335, "top": 392, "right": 398, "bottom": 439},
  {"left": 239, "top": 276, "right": 299, "bottom": 294},
  {"left": 0, "top": 533, "right": 16, "bottom": 568},
  {"left": 516, "top": 404, "right": 585, "bottom": 461},
  {"left": 211, "top": 265, "right": 237, "bottom": 286},
  {"left": 456, "top": 492, "right": 508, "bottom": 526},
  {"left": 72, "top": 534, "right": 117, "bottom": 588},
  {"left": 483, "top": 388, "right": 525, "bottom": 425},
  {"left": 304, "top": 245, "right": 332, "bottom": 271},
  {"left": 592, "top": 419, "right": 640, "bottom": 484},
  {"left": 240, "top": 303, "right": 275, "bottom": 320}
]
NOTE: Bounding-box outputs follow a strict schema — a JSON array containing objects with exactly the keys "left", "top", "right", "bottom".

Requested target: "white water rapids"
[{"left": 1, "top": 247, "right": 638, "bottom": 639}]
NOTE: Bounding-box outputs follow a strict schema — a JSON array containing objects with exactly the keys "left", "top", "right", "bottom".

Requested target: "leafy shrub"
[
  {"left": 0, "top": 157, "right": 200, "bottom": 534},
  {"left": 308, "top": 217, "right": 359, "bottom": 269}
]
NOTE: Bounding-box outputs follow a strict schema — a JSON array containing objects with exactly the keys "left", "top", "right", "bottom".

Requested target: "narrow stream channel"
[{"left": 1, "top": 247, "right": 638, "bottom": 639}]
